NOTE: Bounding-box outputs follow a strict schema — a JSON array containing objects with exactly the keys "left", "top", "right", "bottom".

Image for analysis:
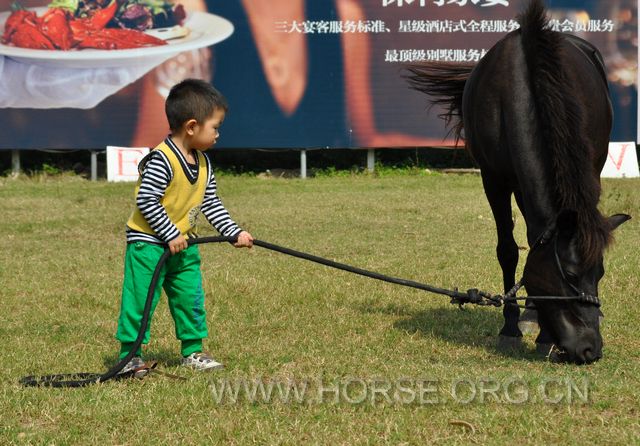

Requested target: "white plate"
[{"left": 0, "top": 9, "right": 233, "bottom": 68}]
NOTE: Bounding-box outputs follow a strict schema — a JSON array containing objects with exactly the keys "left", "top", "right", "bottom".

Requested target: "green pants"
[{"left": 116, "top": 242, "right": 207, "bottom": 358}]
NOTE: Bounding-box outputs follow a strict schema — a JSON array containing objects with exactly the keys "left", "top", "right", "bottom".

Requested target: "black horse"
[{"left": 407, "top": 0, "right": 629, "bottom": 364}]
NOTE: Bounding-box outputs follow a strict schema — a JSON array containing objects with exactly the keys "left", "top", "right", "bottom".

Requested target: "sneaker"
[
  {"left": 117, "top": 356, "right": 149, "bottom": 378},
  {"left": 181, "top": 352, "right": 224, "bottom": 371}
]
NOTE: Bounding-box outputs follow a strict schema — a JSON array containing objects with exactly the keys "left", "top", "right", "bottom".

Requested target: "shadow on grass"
[{"left": 358, "top": 301, "right": 543, "bottom": 362}]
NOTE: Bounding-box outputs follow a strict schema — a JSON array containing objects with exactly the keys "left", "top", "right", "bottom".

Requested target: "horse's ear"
[
  {"left": 556, "top": 209, "right": 578, "bottom": 238},
  {"left": 608, "top": 214, "right": 631, "bottom": 231}
]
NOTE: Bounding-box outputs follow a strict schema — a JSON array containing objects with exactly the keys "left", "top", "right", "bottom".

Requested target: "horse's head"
[{"left": 522, "top": 211, "right": 630, "bottom": 364}]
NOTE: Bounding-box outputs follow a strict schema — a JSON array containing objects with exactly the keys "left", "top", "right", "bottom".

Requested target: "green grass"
[{"left": 1, "top": 172, "right": 638, "bottom": 445}]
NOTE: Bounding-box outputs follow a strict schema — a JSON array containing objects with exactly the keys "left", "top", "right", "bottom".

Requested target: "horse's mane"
[{"left": 519, "top": 0, "right": 611, "bottom": 265}]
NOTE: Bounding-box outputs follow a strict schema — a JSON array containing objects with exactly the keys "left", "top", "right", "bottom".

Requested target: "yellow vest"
[{"left": 127, "top": 142, "right": 208, "bottom": 238}]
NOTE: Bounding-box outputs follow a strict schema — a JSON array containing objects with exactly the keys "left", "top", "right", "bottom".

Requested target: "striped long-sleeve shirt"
[{"left": 126, "top": 141, "right": 242, "bottom": 244}]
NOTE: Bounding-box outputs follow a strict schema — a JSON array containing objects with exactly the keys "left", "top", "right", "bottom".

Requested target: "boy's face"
[{"left": 190, "top": 108, "right": 226, "bottom": 151}]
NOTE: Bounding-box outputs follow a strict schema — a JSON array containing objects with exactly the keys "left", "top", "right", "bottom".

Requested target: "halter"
[
  {"left": 498, "top": 225, "right": 602, "bottom": 309},
  {"left": 551, "top": 232, "right": 601, "bottom": 306}
]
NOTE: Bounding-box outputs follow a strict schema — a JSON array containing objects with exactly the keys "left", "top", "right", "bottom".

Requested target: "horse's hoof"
[
  {"left": 497, "top": 335, "right": 523, "bottom": 351},
  {"left": 536, "top": 343, "right": 553, "bottom": 356},
  {"left": 518, "top": 319, "right": 539, "bottom": 334},
  {"left": 518, "top": 308, "right": 539, "bottom": 334}
]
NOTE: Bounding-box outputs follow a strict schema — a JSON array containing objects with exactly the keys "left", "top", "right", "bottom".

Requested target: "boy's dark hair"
[{"left": 165, "top": 79, "right": 228, "bottom": 131}]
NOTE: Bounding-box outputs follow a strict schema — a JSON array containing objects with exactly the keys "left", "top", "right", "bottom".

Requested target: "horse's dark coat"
[{"left": 407, "top": 0, "right": 629, "bottom": 363}]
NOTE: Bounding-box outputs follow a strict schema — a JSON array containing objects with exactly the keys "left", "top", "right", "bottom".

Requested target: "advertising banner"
[{"left": 0, "top": 0, "right": 637, "bottom": 149}]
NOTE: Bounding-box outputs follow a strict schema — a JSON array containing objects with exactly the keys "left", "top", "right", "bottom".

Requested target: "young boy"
[{"left": 116, "top": 79, "right": 253, "bottom": 373}]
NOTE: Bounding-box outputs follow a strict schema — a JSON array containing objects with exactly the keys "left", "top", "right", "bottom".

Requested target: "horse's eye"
[{"left": 565, "top": 271, "right": 579, "bottom": 282}]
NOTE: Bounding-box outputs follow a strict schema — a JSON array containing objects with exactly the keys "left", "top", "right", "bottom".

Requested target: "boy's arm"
[
  {"left": 200, "top": 162, "right": 242, "bottom": 238},
  {"left": 136, "top": 152, "right": 182, "bottom": 243}
]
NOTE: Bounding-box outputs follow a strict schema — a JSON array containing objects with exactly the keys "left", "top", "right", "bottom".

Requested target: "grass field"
[{"left": 1, "top": 171, "right": 639, "bottom": 445}]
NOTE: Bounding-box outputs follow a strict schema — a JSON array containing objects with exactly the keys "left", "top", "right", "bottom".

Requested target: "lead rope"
[{"left": 19, "top": 235, "right": 596, "bottom": 388}]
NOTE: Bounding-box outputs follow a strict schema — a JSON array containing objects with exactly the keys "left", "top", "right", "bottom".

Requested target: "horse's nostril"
[{"left": 580, "top": 347, "right": 601, "bottom": 364}]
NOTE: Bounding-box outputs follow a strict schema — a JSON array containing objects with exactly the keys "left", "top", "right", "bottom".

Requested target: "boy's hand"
[
  {"left": 168, "top": 234, "right": 188, "bottom": 255},
  {"left": 234, "top": 231, "right": 254, "bottom": 248}
]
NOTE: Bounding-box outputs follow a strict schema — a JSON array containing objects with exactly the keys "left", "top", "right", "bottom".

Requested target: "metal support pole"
[
  {"left": 11, "top": 150, "right": 20, "bottom": 176},
  {"left": 367, "top": 149, "right": 375, "bottom": 173},
  {"left": 300, "top": 149, "right": 307, "bottom": 179},
  {"left": 90, "top": 151, "right": 98, "bottom": 181}
]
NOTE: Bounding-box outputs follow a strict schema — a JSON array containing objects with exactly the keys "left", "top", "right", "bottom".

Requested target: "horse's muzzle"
[{"left": 553, "top": 329, "right": 602, "bottom": 364}]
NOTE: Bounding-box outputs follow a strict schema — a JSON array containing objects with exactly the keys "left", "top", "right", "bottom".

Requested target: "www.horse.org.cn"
[{"left": 209, "top": 376, "right": 589, "bottom": 405}]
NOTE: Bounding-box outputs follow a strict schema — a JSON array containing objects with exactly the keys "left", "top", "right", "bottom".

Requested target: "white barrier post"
[
  {"left": 90, "top": 151, "right": 98, "bottom": 181},
  {"left": 11, "top": 150, "right": 20, "bottom": 176},
  {"left": 367, "top": 149, "right": 375, "bottom": 173},
  {"left": 300, "top": 149, "right": 307, "bottom": 179}
]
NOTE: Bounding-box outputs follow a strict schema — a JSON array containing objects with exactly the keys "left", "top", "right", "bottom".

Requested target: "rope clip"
[{"left": 450, "top": 288, "right": 503, "bottom": 308}]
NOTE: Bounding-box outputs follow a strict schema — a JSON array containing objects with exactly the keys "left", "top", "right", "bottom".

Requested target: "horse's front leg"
[
  {"left": 481, "top": 175, "right": 522, "bottom": 350},
  {"left": 513, "top": 189, "right": 540, "bottom": 335}
]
